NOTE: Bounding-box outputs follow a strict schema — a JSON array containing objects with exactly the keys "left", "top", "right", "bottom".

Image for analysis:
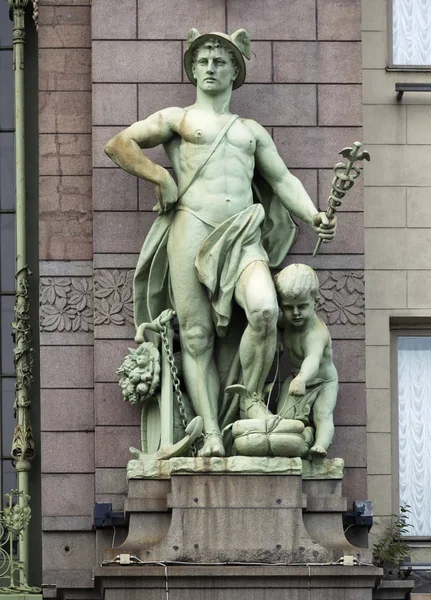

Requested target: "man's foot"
[
  {"left": 225, "top": 384, "right": 272, "bottom": 420},
  {"left": 199, "top": 432, "right": 225, "bottom": 457},
  {"left": 310, "top": 444, "right": 327, "bottom": 457},
  {"left": 242, "top": 393, "right": 273, "bottom": 419}
]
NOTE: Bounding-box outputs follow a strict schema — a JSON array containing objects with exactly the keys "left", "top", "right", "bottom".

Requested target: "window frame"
[
  {"left": 387, "top": 0, "right": 431, "bottom": 72},
  {"left": 391, "top": 326, "right": 431, "bottom": 541}
]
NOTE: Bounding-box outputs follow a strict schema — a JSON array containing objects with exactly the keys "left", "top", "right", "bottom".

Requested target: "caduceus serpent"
[{"left": 313, "top": 141, "right": 370, "bottom": 257}]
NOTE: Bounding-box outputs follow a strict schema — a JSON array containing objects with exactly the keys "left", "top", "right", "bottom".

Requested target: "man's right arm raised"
[{"left": 104, "top": 107, "right": 183, "bottom": 213}]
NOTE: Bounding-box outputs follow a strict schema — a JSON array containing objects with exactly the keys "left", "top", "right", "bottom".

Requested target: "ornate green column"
[{"left": 6, "top": 0, "right": 36, "bottom": 589}]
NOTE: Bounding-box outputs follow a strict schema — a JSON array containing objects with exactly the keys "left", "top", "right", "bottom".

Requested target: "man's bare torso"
[{"left": 164, "top": 107, "right": 257, "bottom": 225}]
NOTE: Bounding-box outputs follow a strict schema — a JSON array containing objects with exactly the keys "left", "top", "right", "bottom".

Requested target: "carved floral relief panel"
[{"left": 40, "top": 270, "right": 364, "bottom": 332}]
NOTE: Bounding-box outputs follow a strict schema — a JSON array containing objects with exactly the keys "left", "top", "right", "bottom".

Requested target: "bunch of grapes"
[{"left": 117, "top": 342, "right": 161, "bottom": 405}]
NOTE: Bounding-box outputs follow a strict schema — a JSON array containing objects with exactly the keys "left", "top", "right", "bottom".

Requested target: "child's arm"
[{"left": 289, "top": 328, "right": 328, "bottom": 396}]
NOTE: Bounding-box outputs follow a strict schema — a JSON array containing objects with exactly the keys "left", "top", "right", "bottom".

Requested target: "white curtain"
[
  {"left": 398, "top": 336, "right": 431, "bottom": 536},
  {"left": 393, "top": 0, "right": 431, "bottom": 66}
]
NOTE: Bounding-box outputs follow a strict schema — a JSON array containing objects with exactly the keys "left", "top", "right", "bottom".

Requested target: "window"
[
  {"left": 395, "top": 334, "right": 431, "bottom": 537},
  {"left": 390, "top": 0, "right": 431, "bottom": 68}
]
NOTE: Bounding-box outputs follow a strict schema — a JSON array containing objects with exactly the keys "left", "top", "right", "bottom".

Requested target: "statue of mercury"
[{"left": 105, "top": 28, "right": 337, "bottom": 458}]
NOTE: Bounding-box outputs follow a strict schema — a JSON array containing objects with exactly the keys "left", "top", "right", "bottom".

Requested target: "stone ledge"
[{"left": 127, "top": 456, "right": 344, "bottom": 480}]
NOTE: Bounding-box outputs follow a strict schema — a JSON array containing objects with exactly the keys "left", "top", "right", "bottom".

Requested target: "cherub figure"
[{"left": 275, "top": 264, "right": 339, "bottom": 457}]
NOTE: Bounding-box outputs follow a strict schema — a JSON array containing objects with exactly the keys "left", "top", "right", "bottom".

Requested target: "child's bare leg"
[{"left": 310, "top": 380, "right": 338, "bottom": 456}]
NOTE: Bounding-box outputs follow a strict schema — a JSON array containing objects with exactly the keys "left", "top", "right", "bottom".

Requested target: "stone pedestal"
[
  {"left": 96, "top": 461, "right": 381, "bottom": 598},
  {"left": 105, "top": 470, "right": 365, "bottom": 564}
]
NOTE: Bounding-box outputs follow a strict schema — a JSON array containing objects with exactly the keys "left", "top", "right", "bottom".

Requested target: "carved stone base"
[
  {"left": 127, "top": 455, "right": 345, "bottom": 479},
  {"left": 103, "top": 468, "right": 371, "bottom": 566}
]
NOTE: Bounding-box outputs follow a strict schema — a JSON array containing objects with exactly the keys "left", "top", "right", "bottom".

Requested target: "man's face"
[
  {"left": 280, "top": 292, "right": 316, "bottom": 328},
  {"left": 192, "top": 45, "right": 237, "bottom": 95}
]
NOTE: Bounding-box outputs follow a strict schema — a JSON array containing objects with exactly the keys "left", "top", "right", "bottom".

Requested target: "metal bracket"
[{"left": 396, "top": 82, "right": 431, "bottom": 101}]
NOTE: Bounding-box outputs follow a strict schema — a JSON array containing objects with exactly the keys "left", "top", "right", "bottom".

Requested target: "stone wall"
[
  {"left": 38, "top": 0, "right": 365, "bottom": 592},
  {"left": 362, "top": 0, "right": 431, "bottom": 564}
]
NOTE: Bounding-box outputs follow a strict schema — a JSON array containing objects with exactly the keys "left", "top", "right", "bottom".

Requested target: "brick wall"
[{"left": 39, "top": 0, "right": 364, "bottom": 591}]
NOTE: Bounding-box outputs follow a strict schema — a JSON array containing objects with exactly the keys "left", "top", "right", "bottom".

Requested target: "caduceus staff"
[{"left": 313, "top": 141, "right": 370, "bottom": 257}]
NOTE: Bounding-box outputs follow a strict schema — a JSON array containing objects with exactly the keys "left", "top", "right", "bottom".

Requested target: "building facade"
[{"left": 1, "top": 0, "right": 431, "bottom": 597}]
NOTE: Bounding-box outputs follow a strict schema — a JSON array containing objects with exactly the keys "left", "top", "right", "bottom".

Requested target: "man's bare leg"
[
  {"left": 168, "top": 211, "right": 224, "bottom": 456},
  {"left": 234, "top": 261, "right": 278, "bottom": 413}
]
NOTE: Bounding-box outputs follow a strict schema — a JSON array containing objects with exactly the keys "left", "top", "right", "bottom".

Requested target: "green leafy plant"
[{"left": 373, "top": 505, "right": 412, "bottom": 578}]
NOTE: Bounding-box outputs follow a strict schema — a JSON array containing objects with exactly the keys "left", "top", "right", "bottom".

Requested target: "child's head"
[{"left": 274, "top": 264, "right": 320, "bottom": 327}]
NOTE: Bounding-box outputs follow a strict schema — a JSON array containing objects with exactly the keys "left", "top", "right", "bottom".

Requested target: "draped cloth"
[{"left": 133, "top": 174, "right": 298, "bottom": 334}]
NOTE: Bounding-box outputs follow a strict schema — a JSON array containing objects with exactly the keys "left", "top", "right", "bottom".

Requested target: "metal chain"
[{"left": 159, "top": 322, "right": 198, "bottom": 456}]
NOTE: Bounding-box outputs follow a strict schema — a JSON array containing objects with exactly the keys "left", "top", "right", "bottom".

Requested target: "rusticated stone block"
[
  {"left": 363, "top": 105, "right": 406, "bottom": 145},
  {"left": 41, "top": 432, "right": 95, "bottom": 473},
  {"left": 94, "top": 383, "right": 141, "bottom": 427},
  {"left": 273, "top": 127, "right": 362, "bottom": 168},
  {"left": 367, "top": 389, "right": 391, "bottom": 433},
  {"left": 39, "top": 217, "right": 93, "bottom": 260},
  {"left": 138, "top": 84, "right": 195, "bottom": 119},
  {"left": 39, "top": 175, "right": 93, "bottom": 259},
  {"left": 231, "top": 84, "right": 316, "bottom": 127},
  {"left": 363, "top": 0, "right": 386, "bottom": 32},
  {"left": 365, "top": 228, "right": 431, "bottom": 269},
  {"left": 94, "top": 340, "right": 133, "bottom": 382},
  {"left": 227, "top": 0, "right": 316, "bottom": 40},
  {"left": 38, "top": 6, "right": 91, "bottom": 48},
  {"left": 93, "top": 84, "right": 137, "bottom": 126},
  {"left": 343, "top": 468, "right": 367, "bottom": 507},
  {"left": 92, "top": 0, "right": 136, "bottom": 40},
  {"left": 318, "top": 85, "right": 362, "bottom": 126},
  {"left": 365, "top": 310, "right": 390, "bottom": 347},
  {"left": 42, "top": 532, "right": 95, "bottom": 588},
  {"left": 368, "top": 475, "right": 392, "bottom": 515},
  {"left": 39, "top": 49, "right": 91, "bottom": 91},
  {"left": 407, "top": 105, "right": 431, "bottom": 144},
  {"left": 95, "top": 426, "right": 141, "bottom": 468},
  {"left": 138, "top": 0, "right": 225, "bottom": 39},
  {"left": 39, "top": 175, "right": 91, "bottom": 215},
  {"left": 333, "top": 340, "right": 365, "bottom": 383},
  {"left": 367, "top": 433, "right": 391, "bottom": 475},
  {"left": 274, "top": 43, "right": 362, "bottom": 83},
  {"left": 93, "top": 169, "right": 138, "bottom": 212},
  {"left": 42, "top": 474, "right": 95, "bottom": 516},
  {"left": 328, "top": 426, "right": 366, "bottom": 467},
  {"left": 41, "top": 389, "right": 94, "bottom": 431},
  {"left": 40, "top": 346, "right": 94, "bottom": 388},
  {"left": 407, "top": 187, "right": 431, "bottom": 228},
  {"left": 93, "top": 211, "right": 156, "bottom": 254},
  {"left": 95, "top": 468, "right": 127, "bottom": 495},
  {"left": 39, "top": 92, "right": 91, "bottom": 134},
  {"left": 333, "top": 383, "right": 366, "bottom": 426},
  {"left": 92, "top": 41, "right": 182, "bottom": 83},
  {"left": 243, "top": 42, "right": 272, "bottom": 84},
  {"left": 317, "top": 0, "right": 361, "bottom": 40},
  {"left": 39, "top": 134, "right": 91, "bottom": 176},
  {"left": 366, "top": 346, "right": 390, "bottom": 389},
  {"left": 365, "top": 270, "right": 407, "bottom": 309}
]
